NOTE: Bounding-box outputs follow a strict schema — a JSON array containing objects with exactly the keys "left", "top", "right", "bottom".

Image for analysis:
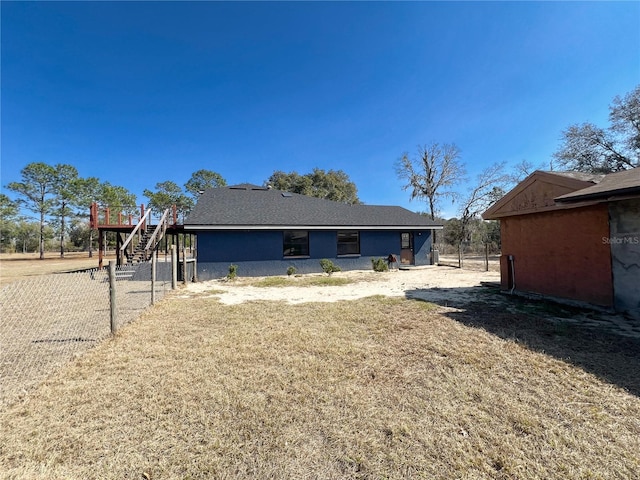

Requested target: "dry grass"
[
  {"left": 438, "top": 254, "right": 500, "bottom": 272},
  {"left": 248, "top": 275, "right": 354, "bottom": 288},
  {"left": 1, "top": 295, "right": 638, "bottom": 479},
  {"left": 0, "top": 252, "right": 110, "bottom": 287},
  {"left": 0, "top": 267, "right": 166, "bottom": 408}
]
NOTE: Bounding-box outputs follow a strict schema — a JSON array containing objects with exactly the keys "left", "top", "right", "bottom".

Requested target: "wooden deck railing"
[{"left": 90, "top": 203, "right": 179, "bottom": 229}]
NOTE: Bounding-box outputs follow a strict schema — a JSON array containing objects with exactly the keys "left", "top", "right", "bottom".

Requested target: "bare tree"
[
  {"left": 553, "top": 85, "right": 639, "bottom": 173},
  {"left": 457, "top": 162, "right": 510, "bottom": 267},
  {"left": 509, "top": 159, "right": 548, "bottom": 184},
  {"left": 396, "top": 143, "right": 466, "bottom": 220},
  {"left": 610, "top": 85, "right": 640, "bottom": 159}
]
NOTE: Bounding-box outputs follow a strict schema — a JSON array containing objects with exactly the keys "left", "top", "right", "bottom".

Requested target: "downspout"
[{"left": 508, "top": 255, "right": 516, "bottom": 294}]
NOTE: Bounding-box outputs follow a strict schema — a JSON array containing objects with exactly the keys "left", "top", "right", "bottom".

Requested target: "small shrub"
[
  {"left": 287, "top": 266, "right": 297, "bottom": 276},
  {"left": 371, "top": 257, "right": 389, "bottom": 272},
  {"left": 319, "top": 259, "right": 341, "bottom": 275},
  {"left": 227, "top": 264, "right": 238, "bottom": 280}
]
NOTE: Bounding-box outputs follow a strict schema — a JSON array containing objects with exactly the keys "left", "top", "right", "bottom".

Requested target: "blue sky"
[{"left": 2, "top": 1, "right": 639, "bottom": 219}]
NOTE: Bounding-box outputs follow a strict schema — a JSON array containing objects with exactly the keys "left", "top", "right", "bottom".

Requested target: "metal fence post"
[
  {"left": 485, "top": 243, "right": 489, "bottom": 272},
  {"left": 193, "top": 256, "right": 198, "bottom": 283},
  {"left": 108, "top": 260, "right": 117, "bottom": 334},
  {"left": 171, "top": 245, "right": 177, "bottom": 290},
  {"left": 193, "top": 235, "right": 198, "bottom": 283},
  {"left": 182, "top": 246, "right": 187, "bottom": 284},
  {"left": 151, "top": 249, "right": 157, "bottom": 305}
]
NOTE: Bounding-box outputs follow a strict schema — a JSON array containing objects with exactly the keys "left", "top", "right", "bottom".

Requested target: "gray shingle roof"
[
  {"left": 185, "top": 185, "right": 442, "bottom": 229},
  {"left": 556, "top": 168, "right": 640, "bottom": 202},
  {"left": 544, "top": 171, "right": 605, "bottom": 183}
]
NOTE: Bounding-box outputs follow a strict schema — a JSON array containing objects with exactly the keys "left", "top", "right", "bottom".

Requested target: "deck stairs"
[
  {"left": 124, "top": 230, "right": 154, "bottom": 264},
  {"left": 120, "top": 208, "right": 172, "bottom": 265}
]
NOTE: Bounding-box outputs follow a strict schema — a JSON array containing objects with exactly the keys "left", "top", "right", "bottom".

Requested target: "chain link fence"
[{"left": 0, "top": 262, "right": 170, "bottom": 408}]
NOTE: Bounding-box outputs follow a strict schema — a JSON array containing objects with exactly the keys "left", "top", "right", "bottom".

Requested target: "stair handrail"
[
  {"left": 120, "top": 208, "right": 153, "bottom": 253},
  {"left": 144, "top": 208, "right": 171, "bottom": 254}
]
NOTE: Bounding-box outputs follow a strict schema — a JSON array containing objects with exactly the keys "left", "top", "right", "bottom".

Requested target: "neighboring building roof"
[
  {"left": 548, "top": 171, "right": 606, "bottom": 183},
  {"left": 185, "top": 184, "right": 443, "bottom": 230},
  {"left": 482, "top": 170, "right": 601, "bottom": 220},
  {"left": 555, "top": 168, "right": 640, "bottom": 203}
]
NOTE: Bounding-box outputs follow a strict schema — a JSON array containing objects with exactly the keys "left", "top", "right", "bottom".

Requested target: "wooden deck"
[{"left": 90, "top": 203, "right": 186, "bottom": 267}]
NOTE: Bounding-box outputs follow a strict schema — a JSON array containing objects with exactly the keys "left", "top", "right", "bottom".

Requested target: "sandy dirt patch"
[{"left": 184, "top": 266, "right": 501, "bottom": 307}]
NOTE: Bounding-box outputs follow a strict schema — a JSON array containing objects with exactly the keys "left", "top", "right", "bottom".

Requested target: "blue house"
[{"left": 185, "top": 184, "right": 443, "bottom": 279}]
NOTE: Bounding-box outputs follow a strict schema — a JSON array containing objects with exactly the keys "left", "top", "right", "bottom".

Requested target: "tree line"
[
  {"left": 395, "top": 84, "right": 638, "bottom": 265},
  {"left": 2, "top": 84, "right": 637, "bottom": 260},
  {"left": 1, "top": 166, "right": 359, "bottom": 258}
]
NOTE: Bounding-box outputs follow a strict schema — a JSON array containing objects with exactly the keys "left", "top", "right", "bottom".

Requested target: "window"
[
  {"left": 337, "top": 231, "right": 360, "bottom": 255},
  {"left": 283, "top": 231, "right": 309, "bottom": 257},
  {"left": 401, "top": 232, "right": 412, "bottom": 249}
]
